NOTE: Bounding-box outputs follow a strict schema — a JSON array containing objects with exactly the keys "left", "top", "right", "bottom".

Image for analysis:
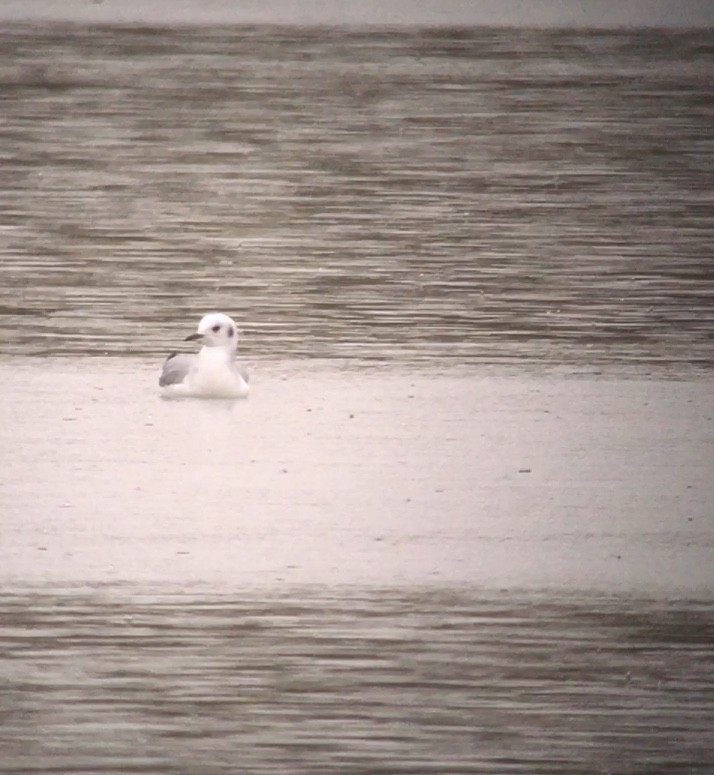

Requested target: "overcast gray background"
[{"left": 1, "top": 0, "right": 713, "bottom": 27}]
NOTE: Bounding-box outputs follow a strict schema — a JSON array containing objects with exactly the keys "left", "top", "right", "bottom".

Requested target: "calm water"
[
  {"left": 1, "top": 590, "right": 712, "bottom": 775},
  {"left": 1, "top": 25, "right": 712, "bottom": 366},
  {"left": 1, "top": 23, "right": 713, "bottom": 774}
]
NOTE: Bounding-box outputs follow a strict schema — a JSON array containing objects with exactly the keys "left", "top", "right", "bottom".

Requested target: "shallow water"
[
  {"left": 1, "top": 22, "right": 713, "bottom": 775},
  {"left": 2, "top": 359, "right": 713, "bottom": 594},
  {"left": 2, "top": 359, "right": 713, "bottom": 771}
]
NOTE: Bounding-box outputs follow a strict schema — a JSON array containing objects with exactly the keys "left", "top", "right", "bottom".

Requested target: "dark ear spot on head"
[
  {"left": 212, "top": 324, "right": 221, "bottom": 333},
  {"left": 227, "top": 327, "right": 234, "bottom": 338}
]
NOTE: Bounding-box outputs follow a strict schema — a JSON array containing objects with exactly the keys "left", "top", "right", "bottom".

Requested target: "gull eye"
[{"left": 212, "top": 324, "right": 221, "bottom": 333}]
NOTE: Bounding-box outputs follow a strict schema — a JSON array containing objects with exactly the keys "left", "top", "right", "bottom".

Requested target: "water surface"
[
  {"left": 1, "top": 23, "right": 713, "bottom": 775},
  {"left": 1, "top": 589, "right": 712, "bottom": 775},
  {"left": 1, "top": 25, "right": 712, "bottom": 367}
]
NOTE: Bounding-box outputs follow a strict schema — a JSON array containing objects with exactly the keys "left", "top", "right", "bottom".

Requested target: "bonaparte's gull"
[{"left": 159, "top": 312, "right": 249, "bottom": 399}]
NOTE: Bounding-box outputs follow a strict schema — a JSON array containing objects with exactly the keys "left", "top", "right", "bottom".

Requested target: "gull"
[{"left": 159, "top": 312, "right": 249, "bottom": 399}]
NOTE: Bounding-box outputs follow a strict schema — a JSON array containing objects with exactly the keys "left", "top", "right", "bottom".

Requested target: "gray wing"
[{"left": 159, "top": 352, "right": 194, "bottom": 387}]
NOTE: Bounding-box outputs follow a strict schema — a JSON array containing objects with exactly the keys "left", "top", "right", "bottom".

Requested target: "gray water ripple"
[
  {"left": 1, "top": 590, "right": 712, "bottom": 774},
  {"left": 1, "top": 26, "right": 712, "bottom": 366}
]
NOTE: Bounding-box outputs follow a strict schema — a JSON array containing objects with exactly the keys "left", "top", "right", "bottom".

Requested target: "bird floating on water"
[{"left": 159, "top": 312, "right": 249, "bottom": 399}]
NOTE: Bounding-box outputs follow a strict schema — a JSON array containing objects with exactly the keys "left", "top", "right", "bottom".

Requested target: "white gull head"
[{"left": 185, "top": 312, "right": 240, "bottom": 350}]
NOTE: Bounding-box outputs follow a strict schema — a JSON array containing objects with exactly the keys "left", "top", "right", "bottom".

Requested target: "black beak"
[{"left": 185, "top": 333, "right": 203, "bottom": 341}]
